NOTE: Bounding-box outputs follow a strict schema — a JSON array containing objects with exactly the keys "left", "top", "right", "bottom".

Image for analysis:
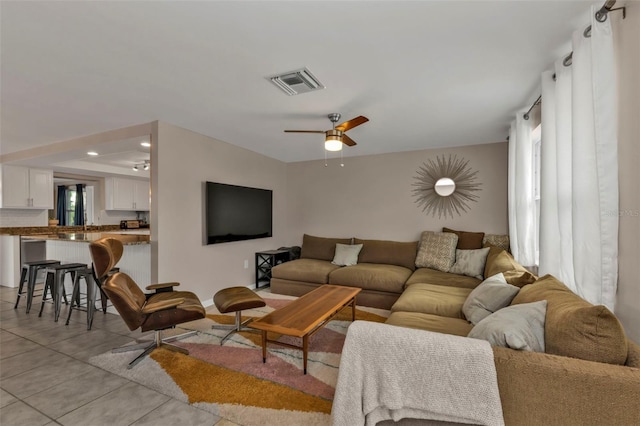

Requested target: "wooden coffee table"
[{"left": 249, "top": 284, "right": 361, "bottom": 374}]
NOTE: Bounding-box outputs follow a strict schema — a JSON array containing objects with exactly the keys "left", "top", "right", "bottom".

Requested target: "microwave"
[{"left": 120, "top": 220, "right": 140, "bottom": 229}]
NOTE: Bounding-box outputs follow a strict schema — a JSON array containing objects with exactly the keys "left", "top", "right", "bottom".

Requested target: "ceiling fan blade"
[
  {"left": 342, "top": 134, "right": 357, "bottom": 147},
  {"left": 335, "top": 116, "right": 369, "bottom": 132},
  {"left": 284, "top": 130, "right": 326, "bottom": 133}
]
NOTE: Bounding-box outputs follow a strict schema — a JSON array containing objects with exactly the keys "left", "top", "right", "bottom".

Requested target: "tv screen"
[{"left": 205, "top": 182, "right": 273, "bottom": 245}]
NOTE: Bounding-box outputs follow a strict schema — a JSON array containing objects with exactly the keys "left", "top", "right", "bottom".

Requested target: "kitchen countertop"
[{"left": 22, "top": 232, "right": 150, "bottom": 245}]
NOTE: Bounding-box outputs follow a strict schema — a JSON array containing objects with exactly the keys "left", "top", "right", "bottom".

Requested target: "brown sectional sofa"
[
  {"left": 271, "top": 234, "right": 420, "bottom": 309},
  {"left": 272, "top": 233, "right": 640, "bottom": 425}
]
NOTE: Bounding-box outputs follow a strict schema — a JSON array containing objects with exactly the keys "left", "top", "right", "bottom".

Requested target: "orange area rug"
[{"left": 90, "top": 291, "right": 389, "bottom": 426}]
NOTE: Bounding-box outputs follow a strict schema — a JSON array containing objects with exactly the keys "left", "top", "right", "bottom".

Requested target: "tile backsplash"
[{"left": 0, "top": 209, "right": 48, "bottom": 227}]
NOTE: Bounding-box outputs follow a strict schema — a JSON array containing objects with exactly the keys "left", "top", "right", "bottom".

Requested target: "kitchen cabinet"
[
  {"left": 0, "top": 165, "right": 53, "bottom": 209},
  {"left": 105, "top": 177, "right": 150, "bottom": 211}
]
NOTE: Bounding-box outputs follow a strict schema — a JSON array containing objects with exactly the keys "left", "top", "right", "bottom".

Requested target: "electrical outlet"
[{"left": 243, "top": 259, "right": 249, "bottom": 269}]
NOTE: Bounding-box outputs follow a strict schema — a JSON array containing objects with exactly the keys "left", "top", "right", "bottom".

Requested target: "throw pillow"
[
  {"left": 415, "top": 231, "right": 458, "bottom": 272},
  {"left": 332, "top": 243, "right": 363, "bottom": 266},
  {"left": 484, "top": 245, "right": 537, "bottom": 287},
  {"left": 468, "top": 300, "right": 547, "bottom": 352},
  {"left": 462, "top": 273, "right": 520, "bottom": 324},
  {"left": 300, "top": 234, "right": 352, "bottom": 261},
  {"left": 443, "top": 227, "right": 485, "bottom": 249},
  {"left": 482, "top": 234, "right": 510, "bottom": 252},
  {"left": 449, "top": 247, "right": 491, "bottom": 279},
  {"left": 354, "top": 238, "right": 418, "bottom": 271},
  {"left": 511, "top": 274, "right": 628, "bottom": 365}
]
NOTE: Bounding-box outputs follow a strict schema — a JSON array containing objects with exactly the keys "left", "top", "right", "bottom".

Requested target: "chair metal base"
[
  {"left": 211, "top": 311, "right": 257, "bottom": 345},
  {"left": 112, "top": 329, "right": 197, "bottom": 369}
]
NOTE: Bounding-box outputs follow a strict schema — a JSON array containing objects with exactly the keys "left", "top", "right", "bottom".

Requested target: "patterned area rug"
[{"left": 89, "top": 291, "right": 389, "bottom": 426}]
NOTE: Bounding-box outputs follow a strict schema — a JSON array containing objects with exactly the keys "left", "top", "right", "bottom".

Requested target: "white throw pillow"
[
  {"left": 449, "top": 247, "right": 491, "bottom": 279},
  {"left": 467, "top": 300, "right": 547, "bottom": 352},
  {"left": 332, "top": 243, "right": 363, "bottom": 266},
  {"left": 462, "top": 273, "right": 520, "bottom": 325},
  {"left": 414, "top": 231, "right": 458, "bottom": 272}
]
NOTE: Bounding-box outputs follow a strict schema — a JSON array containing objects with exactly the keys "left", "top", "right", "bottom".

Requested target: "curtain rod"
[{"left": 524, "top": 0, "right": 625, "bottom": 120}]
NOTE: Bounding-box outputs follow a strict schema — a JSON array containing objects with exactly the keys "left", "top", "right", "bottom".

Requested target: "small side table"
[{"left": 255, "top": 249, "right": 290, "bottom": 288}]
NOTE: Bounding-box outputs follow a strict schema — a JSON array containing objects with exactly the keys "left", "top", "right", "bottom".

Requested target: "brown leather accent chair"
[{"left": 89, "top": 237, "right": 206, "bottom": 368}]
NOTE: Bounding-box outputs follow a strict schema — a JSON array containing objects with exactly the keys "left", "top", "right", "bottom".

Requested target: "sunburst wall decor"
[{"left": 412, "top": 155, "right": 482, "bottom": 219}]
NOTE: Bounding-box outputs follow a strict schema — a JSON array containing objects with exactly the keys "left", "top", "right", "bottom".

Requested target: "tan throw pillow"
[
  {"left": 468, "top": 300, "right": 547, "bottom": 352},
  {"left": 300, "top": 234, "right": 352, "bottom": 261},
  {"left": 332, "top": 243, "right": 363, "bottom": 266},
  {"left": 354, "top": 238, "right": 419, "bottom": 271},
  {"left": 511, "top": 274, "right": 628, "bottom": 365},
  {"left": 482, "top": 234, "right": 510, "bottom": 252},
  {"left": 443, "top": 227, "right": 485, "bottom": 250},
  {"left": 462, "top": 272, "right": 520, "bottom": 324},
  {"left": 484, "top": 245, "right": 537, "bottom": 287},
  {"left": 449, "top": 247, "right": 491, "bottom": 279},
  {"left": 415, "top": 231, "right": 458, "bottom": 272}
]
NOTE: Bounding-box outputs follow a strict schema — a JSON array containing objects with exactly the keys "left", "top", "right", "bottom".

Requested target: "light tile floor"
[{"left": 0, "top": 285, "right": 238, "bottom": 426}]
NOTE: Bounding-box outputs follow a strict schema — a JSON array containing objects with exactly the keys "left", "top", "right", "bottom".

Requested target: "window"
[{"left": 63, "top": 185, "right": 94, "bottom": 225}]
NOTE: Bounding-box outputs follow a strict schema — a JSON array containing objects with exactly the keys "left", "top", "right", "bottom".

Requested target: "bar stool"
[
  {"left": 65, "top": 267, "right": 97, "bottom": 330},
  {"left": 38, "top": 263, "right": 88, "bottom": 322},
  {"left": 64, "top": 266, "right": 119, "bottom": 330},
  {"left": 14, "top": 260, "right": 61, "bottom": 313}
]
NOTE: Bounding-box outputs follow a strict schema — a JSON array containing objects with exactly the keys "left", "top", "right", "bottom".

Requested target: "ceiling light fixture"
[
  {"left": 324, "top": 133, "right": 343, "bottom": 152},
  {"left": 87, "top": 151, "right": 99, "bottom": 156},
  {"left": 133, "top": 160, "right": 150, "bottom": 172},
  {"left": 140, "top": 142, "right": 151, "bottom": 147}
]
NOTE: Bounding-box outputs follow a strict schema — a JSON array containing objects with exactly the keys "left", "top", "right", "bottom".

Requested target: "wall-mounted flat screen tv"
[{"left": 205, "top": 182, "right": 272, "bottom": 245}]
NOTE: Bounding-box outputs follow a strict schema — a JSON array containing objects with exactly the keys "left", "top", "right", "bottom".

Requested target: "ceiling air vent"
[{"left": 267, "top": 67, "right": 325, "bottom": 96}]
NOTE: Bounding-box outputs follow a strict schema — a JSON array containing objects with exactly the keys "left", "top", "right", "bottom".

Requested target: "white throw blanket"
[{"left": 331, "top": 321, "right": 504, "bottom": 426}]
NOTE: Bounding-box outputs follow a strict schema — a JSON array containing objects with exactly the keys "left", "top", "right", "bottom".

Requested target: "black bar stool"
[
  {"left": 14, "top": 260, "right": 61, "bottom": 313},
  {"left": 38, "top": 263, "right": 88, "bottom": 322},
  {"left": 65, "top": 267, "right": 97, "bottom": 330},
  {"left": 64, "top": 265, "right": 120, "bottom": 329}
]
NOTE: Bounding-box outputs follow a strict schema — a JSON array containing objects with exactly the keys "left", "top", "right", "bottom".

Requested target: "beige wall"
[
  {"left": 285, "top": 142, "right": 508, "bottom": 244},
  {"left": 152, "top": 121, "right": 288, "bottom": 303},
  {"left": 614, "top": 3, "right": 640, "bottom": 342}
]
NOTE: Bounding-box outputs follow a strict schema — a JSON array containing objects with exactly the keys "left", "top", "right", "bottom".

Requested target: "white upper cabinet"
[
  {"left": 105, "top": 177, "right": 150, "bottom": 211},
  {"left": 0, "top": 165, "right": 53, "bottom": 209}
]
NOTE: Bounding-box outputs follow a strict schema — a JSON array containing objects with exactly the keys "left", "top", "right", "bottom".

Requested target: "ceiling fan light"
[{"left": 325, "top": 136, "right": 343, "bottom": 152}]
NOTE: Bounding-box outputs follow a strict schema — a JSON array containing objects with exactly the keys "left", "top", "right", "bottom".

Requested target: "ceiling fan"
[{"left": 284, "top": 113, "right": 369, "bottom": 151}]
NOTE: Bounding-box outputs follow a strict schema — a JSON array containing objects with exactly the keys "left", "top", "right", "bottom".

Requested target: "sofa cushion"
[
  {"left": 443, "top": 227, "right": 485, "bottom": 249},
  {"left": 391, "top": 283, "right": 471, "bottom": 319},
  {"left": 406, "top": 267, "right": 481, "bottom": 289},
  {"left": 468, "top": 300, "right": 547, "bottom": 352},
  {"left": 449, "top": 247, "right": 490, "bottom": 279},
  {"left": 329, "top": 263, "right": 412, "bottom": 294},
  {"left": 300, "top": 234, "right": 352, "bottom": 261},
  {"left": 385, "top": 311, "right": 473, "bottom": 337},
  {"left": 462, "top": 273, "right": 520, "bottom": 325},
  {"left": 482, "top": 234, "right": 510, "bottom": 252},
  {"left": 271, "top": 258, "right": 341, "bottom": 284},
  {"left": 332, "top": 243, "right": 363, "bottom": 266},
  {"left": 354, "top": 238, "right": 418, "bottom": 271},
  {"left": 511, "top": 274, "right": 628, "bottom": 365},
  {"left": 484, "top": 245, "right": 537, "bottom": 287},
  {"left": 415, "top": 231, "right": 458, "bottom": 272}
]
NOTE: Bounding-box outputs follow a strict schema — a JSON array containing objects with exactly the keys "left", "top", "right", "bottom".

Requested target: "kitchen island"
[{"left": 21, "top": 232, "right": 150, "bottom": 287}]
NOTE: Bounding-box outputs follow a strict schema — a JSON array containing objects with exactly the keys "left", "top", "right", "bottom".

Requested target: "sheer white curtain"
[
  {"left": 508, "top": 113, "right": 537, "bottom": 268},
  {"left": 538, "top": 5, "right": 618, "bottom": 310}
]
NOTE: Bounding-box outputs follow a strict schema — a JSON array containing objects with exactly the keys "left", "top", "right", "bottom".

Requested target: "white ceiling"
[{"left": 1, "top": 0, "right": 592, "bottom": 173}]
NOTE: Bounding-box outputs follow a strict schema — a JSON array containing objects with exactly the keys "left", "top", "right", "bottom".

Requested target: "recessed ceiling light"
[
  {"left": 87, "top": 151, "right": 98, "bottom": 156},
  {"left": 140, "top": 142, "right": 151, "bottom": 147}
]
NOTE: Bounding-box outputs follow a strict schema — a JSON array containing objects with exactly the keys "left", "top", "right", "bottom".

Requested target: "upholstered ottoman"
[{"left": 212, "top": 287, "right": 266, "bottom": 344}]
